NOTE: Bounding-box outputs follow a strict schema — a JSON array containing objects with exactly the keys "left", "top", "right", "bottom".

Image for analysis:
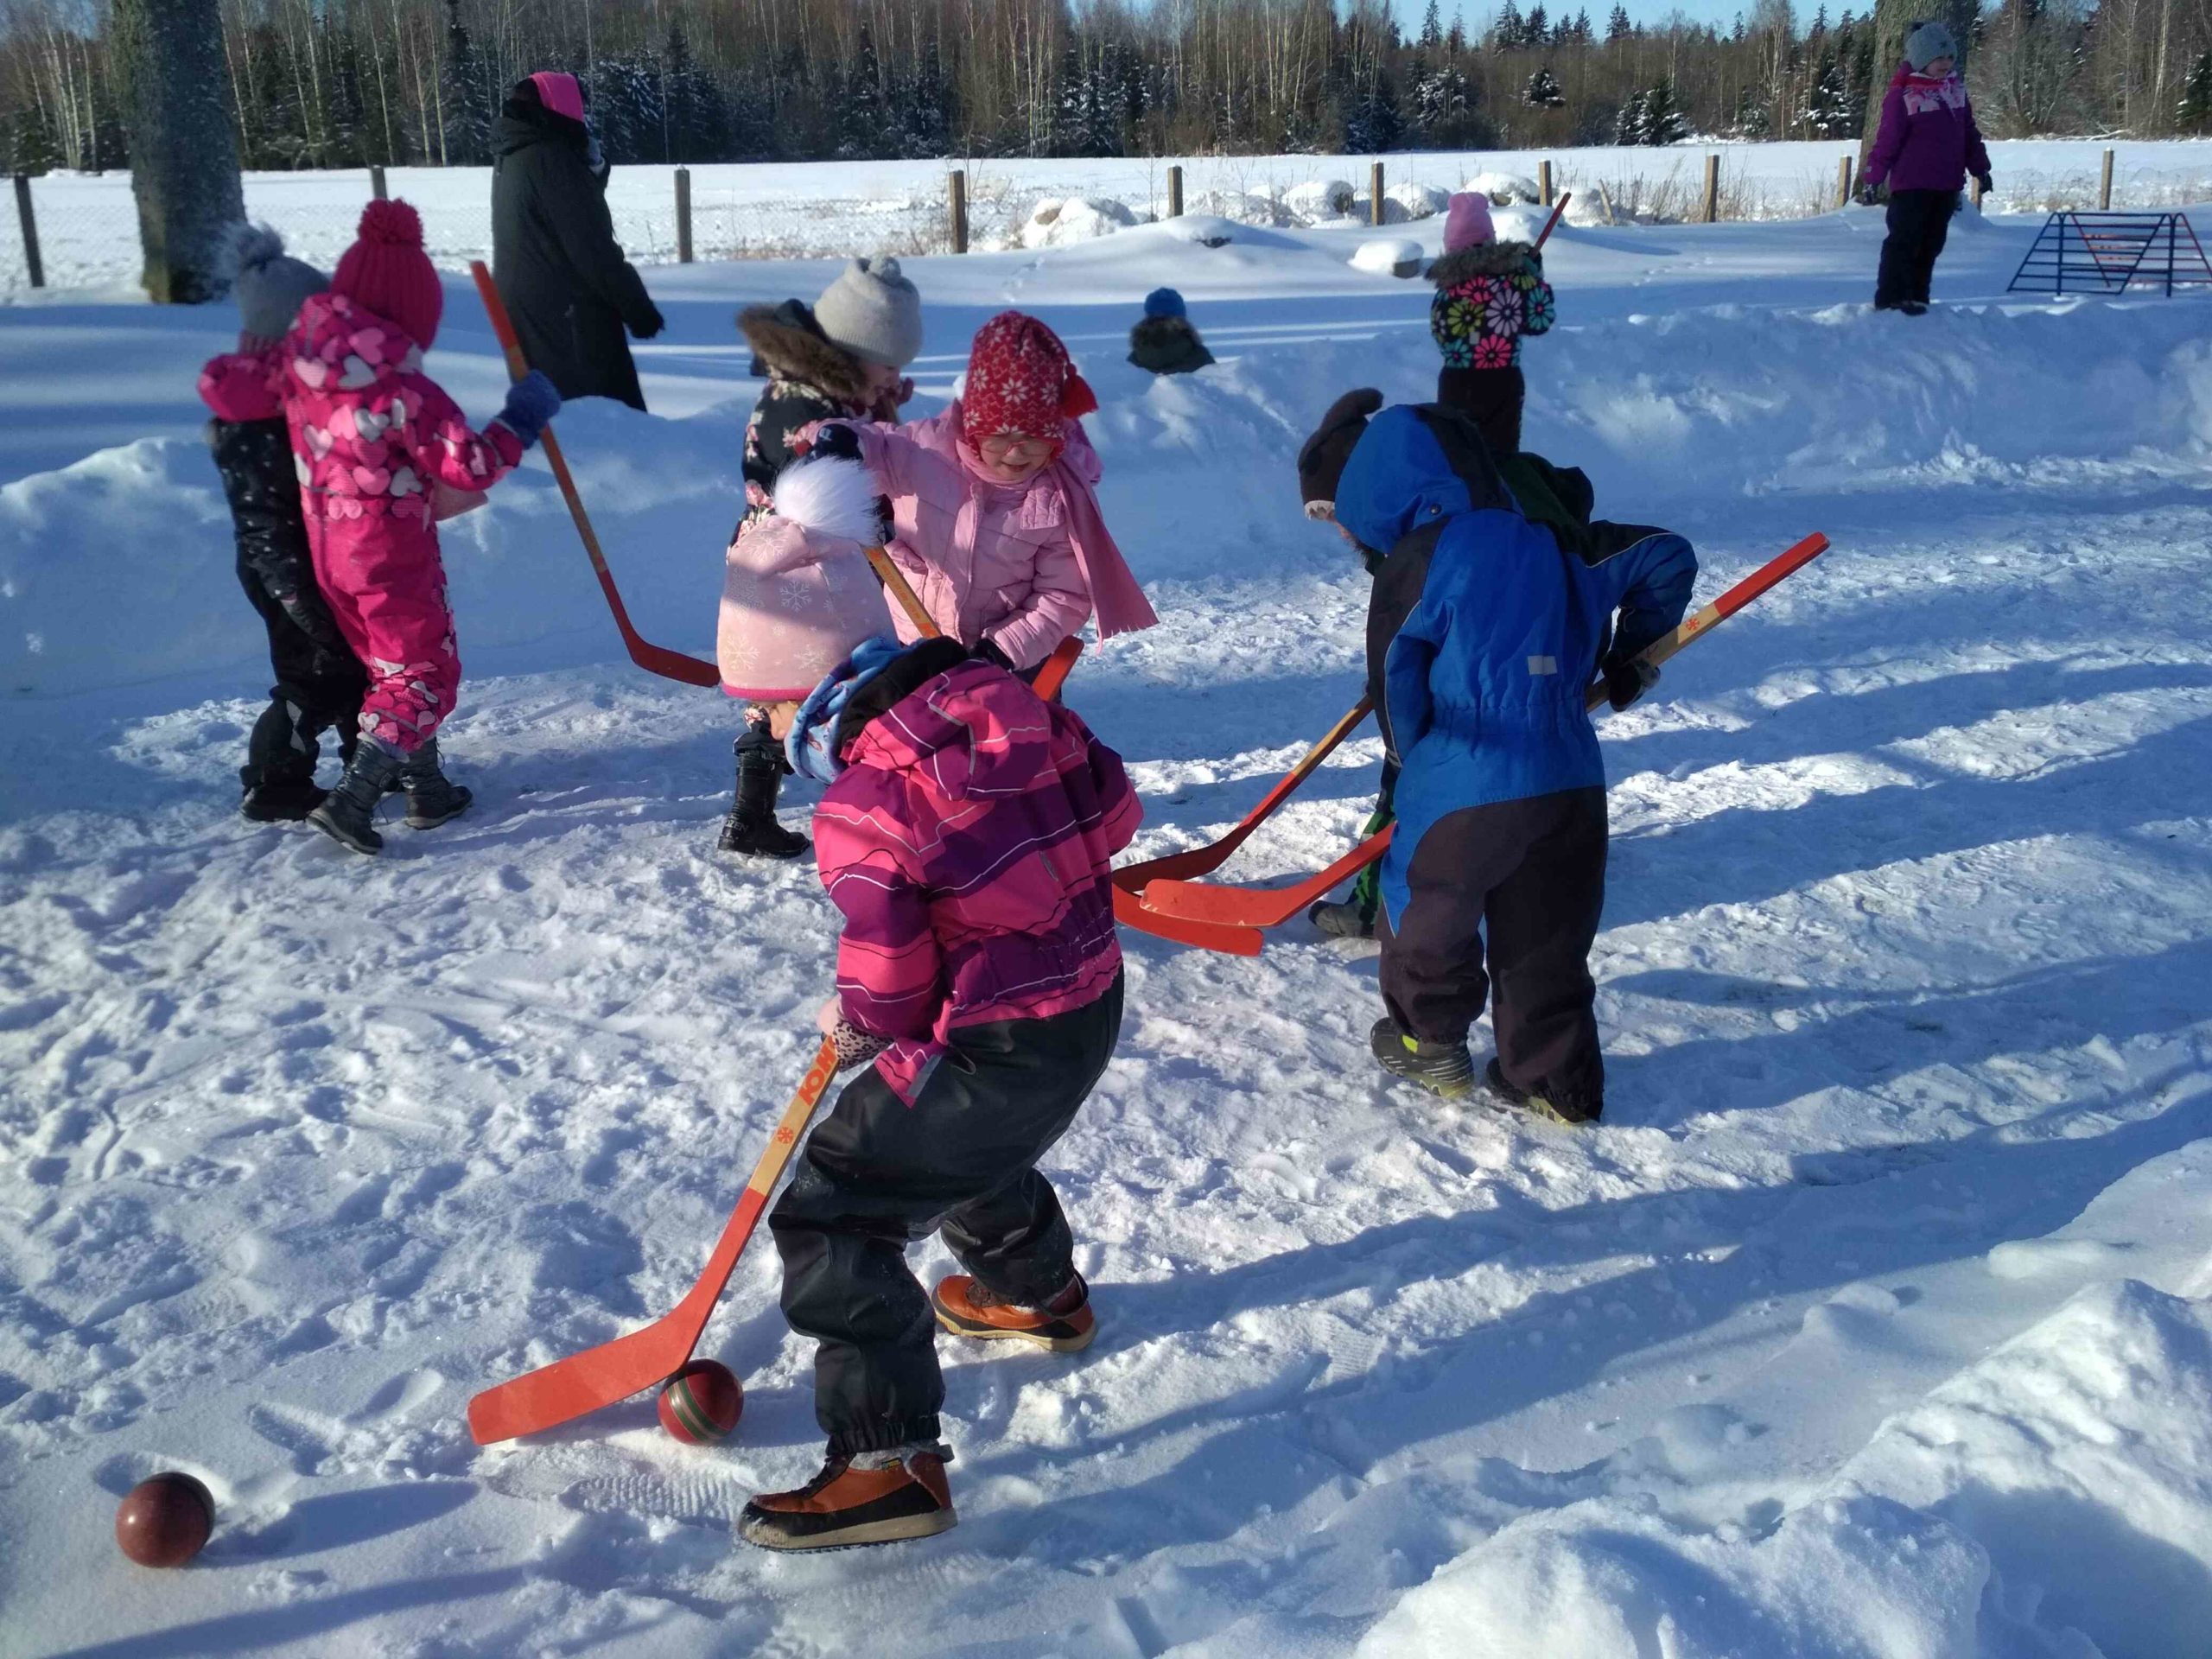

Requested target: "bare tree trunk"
[
  {"left": 1859, "top": 0, "right": 1916, "bottom": 160},
  {"left": 112, "top": 0, "right": 246, "bottom": 303}
]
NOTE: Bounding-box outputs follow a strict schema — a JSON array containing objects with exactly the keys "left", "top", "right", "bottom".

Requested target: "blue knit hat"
[
  {"left": 786, "top": 635, "right": 907, "bottom": 781},
  {"left": 1142, "top": 287, "right": 1187, "bottom": 321}
]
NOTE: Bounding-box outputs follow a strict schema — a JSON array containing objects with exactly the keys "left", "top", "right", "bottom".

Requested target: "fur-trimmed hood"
[
  {"left": 739, "top": 301, "right": 874, "bottom": 405},
  {"left": 1428, "top": 239, "right": 1539, "bottom": 287},
  {"left": 1128, "top": 313, "right": 1217, "bottom": 375}
]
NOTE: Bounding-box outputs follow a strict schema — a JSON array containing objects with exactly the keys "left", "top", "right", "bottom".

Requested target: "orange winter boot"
[
  {"left": 932, "top": 1272, "right": 1096, "bottom": 1353},
  {"left": 738, "top": 1446, "right": 956, "bottom": 1552}
]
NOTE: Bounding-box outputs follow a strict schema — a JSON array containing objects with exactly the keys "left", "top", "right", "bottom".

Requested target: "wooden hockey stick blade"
[
  {"left": 1110, "top": 696, "right": 1375, "bottom": 893},
  {"left": 1142, "top": 533, "right": 1831, "bottom": 931},
  {"left": 467, "top": 262, "right": 719, "bottom": 689},
  {"left": 467, "top": 1037, "right": 841, "bottom": 1445},
  {"left": 865, "top": 546, "right": 940, "bottom": 638},
  {"left": 1111, "top": 884, "right": 1263, "bottom": 956}
]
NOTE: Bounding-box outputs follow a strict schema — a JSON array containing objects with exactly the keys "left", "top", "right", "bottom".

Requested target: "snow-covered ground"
[
  {"left": 4, "top": 200, "right": 2212, "bottom": 1657},
  {"left": 9, "top": 137, "right": 2212, "bottom": 296}
]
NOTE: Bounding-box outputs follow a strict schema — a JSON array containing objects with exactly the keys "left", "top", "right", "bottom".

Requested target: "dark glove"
[
  {"left": 632, "top": 302, "right": 666, "bottom": 340},
  {"left": 972, "top": 637, "right": 1016, "bottom": 672},
  {"left": 806, "top": 422, "right": 863, "bottom": 463},
  {"left": 1601, "top": 652, "right": 1660, "bottom": 712},
  {"left": 1974, "top": 172, "right": 1993, "bottom": 196},
  {"left": 1854, "top": 179, "right": 1880, "bottom": 207},
  {"left": 496, "top": 370, "right": 562, "bottom": 448},
  {"left": 828, "top": 1018, "right": 891, "bottom": 1072}
]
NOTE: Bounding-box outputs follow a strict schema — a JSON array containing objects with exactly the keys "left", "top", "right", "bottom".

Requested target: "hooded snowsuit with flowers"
[
  {"left": 200, "top": 291, "right": 524, "bottom": 753},
  {"left": 1428, "top": 241, "right": 1554, "bottom": 372}
]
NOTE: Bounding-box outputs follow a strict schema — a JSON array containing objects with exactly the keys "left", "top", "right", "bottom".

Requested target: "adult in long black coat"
[{"left": 490, "top": 72, "right": 664, "bottom": 410}]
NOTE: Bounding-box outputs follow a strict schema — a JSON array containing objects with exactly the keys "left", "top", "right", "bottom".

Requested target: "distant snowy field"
[
  {"left": 4, "top": 200, "right": 2212, "bottom": 1657},
  {"left": 8, "top": 137, "right": 2212, "bottom": 295}
]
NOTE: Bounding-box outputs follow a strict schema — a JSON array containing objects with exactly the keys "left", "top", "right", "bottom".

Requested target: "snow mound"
[
  {"left": 1018, "top": 195, "right": 1144, "bottom": 250},
  {"left": 1154, "top": 213, "right": 1243, "bottom": 248},
  {"left": 1388, "top": 181, "right": 1452, "bottom": 220},
  {"left": 1351, "top": 238, "right": 1425, "bottom": 278},
  {"left": 1362, "top": 1280, "right": 2212, "bottom": 1659},
  {"left": 1188, "top": 188, "right": 1294, "bottom": 229},
  {"left": 1284, "top": 179, "right": 1357, "bottom": 221},
  {"left": 1465, "top": 169, "right": 1544, "bottom": 204}
]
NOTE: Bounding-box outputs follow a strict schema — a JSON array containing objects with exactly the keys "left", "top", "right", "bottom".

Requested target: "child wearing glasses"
[{"left": 810, "top": 311, "right": 1156, "bottom": 673}]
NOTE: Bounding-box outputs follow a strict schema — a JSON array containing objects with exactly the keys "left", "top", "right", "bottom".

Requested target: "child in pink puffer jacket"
[
  {"left": 814, "top": 311, "right": 1156, "bottom": 674},
  {"left": 200, "top": 200, "right": 561, "bottom": 856}
]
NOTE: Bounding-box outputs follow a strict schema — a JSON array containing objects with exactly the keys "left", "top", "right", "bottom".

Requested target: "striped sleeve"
[{"left": 818, "top": 816, "right": 944, "bottom": 1041}]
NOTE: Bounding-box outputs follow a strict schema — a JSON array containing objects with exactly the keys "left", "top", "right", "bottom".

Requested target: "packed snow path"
[{"left": 4, "top": 206, "right": 2212, "bottom": 1656}]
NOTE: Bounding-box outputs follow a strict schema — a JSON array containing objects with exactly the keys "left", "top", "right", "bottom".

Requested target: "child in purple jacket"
[{"left": 1859, "top": 21, "right": 1993, "bottom": 315}]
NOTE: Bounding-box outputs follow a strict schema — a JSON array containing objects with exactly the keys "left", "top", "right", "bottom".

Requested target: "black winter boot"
[
  {"left": 398, "top": 737, "right": 473, "bottom": 830},
  {"left": 1484, "top": 1058, "right": 1600, "bottom": 1127},
  {"left": 241, "top": 779, "right": 327, "bottom": 822},
  {"left": 1370, "top": 1017, "right": 1477, "bottom": 1101},
  {"left": 717, "top": 727, "right": 808, "bottom": 859},
  {"left": 308, "top": 736, "right": 404, "bottom": 855}
]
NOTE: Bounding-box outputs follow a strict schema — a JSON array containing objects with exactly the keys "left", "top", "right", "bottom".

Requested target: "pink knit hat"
[
  {"left": 528, "top": 71, "right": 586, "bottom": 124},
  {"left": 1443, "top": 192, "right": 1496, "bottom": 252},
  {"left": 331, "top": 199, "right": 443, "bottom": 351}
]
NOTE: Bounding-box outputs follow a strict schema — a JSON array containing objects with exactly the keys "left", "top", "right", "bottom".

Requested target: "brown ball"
[{"left": 115, "top": 1472, "right": 214, "bottom": 1568}]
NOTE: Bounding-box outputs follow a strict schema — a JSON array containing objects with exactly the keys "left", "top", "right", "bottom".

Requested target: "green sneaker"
[{"left": 1369, "top": 1018, "right": 1476, "bottom": 1100}]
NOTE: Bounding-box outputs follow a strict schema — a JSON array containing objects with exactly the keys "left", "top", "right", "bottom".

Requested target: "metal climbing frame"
[{"left": 2006, "top": 211, "right": 2212, "bottom": 298}]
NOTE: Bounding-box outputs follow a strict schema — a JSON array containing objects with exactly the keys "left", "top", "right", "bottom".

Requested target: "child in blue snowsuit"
[{"left": 1311, "top": 398, "right": 1696, "bottom": 1122}]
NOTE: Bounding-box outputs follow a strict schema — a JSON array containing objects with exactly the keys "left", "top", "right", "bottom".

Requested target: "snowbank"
[
  {"left": 10, "top": 285, "right": 2212, "bottom": 698},
  {"left": 1361, "top": 1278, "right": 2212, "bottom": 1659},
  {"left": 1352, "top": 238, "right": 1426, "bottom": 277}
]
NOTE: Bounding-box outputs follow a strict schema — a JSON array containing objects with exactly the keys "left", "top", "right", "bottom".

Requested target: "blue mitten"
[{"left": 497, "top": 370, "right": 562, "bottom": 448}]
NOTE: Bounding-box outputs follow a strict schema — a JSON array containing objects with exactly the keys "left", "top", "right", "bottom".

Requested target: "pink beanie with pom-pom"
[
  {"left": 332, "top": 199, "right": 444, "bottom": 351},
  {"left": 1443, "top": 192, "right": 1496, "bottom": 251}
]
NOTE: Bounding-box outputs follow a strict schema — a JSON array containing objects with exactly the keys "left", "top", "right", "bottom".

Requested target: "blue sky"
[{"left": 1394, "top": 0, "right": 1754, "bottom": 35}]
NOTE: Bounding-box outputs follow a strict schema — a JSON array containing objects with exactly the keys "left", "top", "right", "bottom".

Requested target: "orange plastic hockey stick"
[
  {"left": 1141, "top": 533, "right": 1832, "bottom": 931},
  {"left": 469, "top": 261, "right": 719, "bottom": 688},
  {"left": 467, "top": 1037, "right": 840, "bottom": 1444}
]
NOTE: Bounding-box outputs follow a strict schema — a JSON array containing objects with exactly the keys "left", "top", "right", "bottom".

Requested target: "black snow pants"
[
  {"left": 770, "top": 972, "right": 1124, "bottom": 1457},
  {"left": 211, "top": 417, "right": 367, "bottom": 791},
  {"left": 1875, "top": 189, "right": 1957, "bottom": 309},
  {"left": 1436, "top": 365, "right": 1525, "bottom": 458},
  {"left": 1379, "top": 787, "right": 1608, "bottom": 1116}
]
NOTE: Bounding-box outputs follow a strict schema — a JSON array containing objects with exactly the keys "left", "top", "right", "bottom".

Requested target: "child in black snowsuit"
[
  {"left": 717, "top": 256, "right": 921, "bottom": 858},
  {"left": 1126, "top": 287, "right": 1216, "bottom": 376},
  {"left": 196, "top": 225, "right": 366, "bottom": 822},
  {"left": 1300, "top": 393, "right": 1697, "bottom": 1124}
]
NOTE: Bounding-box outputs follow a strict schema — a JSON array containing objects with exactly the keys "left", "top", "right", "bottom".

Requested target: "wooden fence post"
[
  {"left": 675, "top": 166, "right": 693, "bottom": 263},
  {"left": 2100, "top": 148, "right": 2114, "bottom": 210},
  {"left": 1370, "top": 160, "right": 1385, "bottom": 226},
  {"left": 1167, "top": 163, "right": 1183, "bottom": 219},
  {"left": 1539, "top": 159, "right": 1554, "bottom": 207},
  {"left": 12, "top": 173, "right": 42, "bottom": 289},
  {"left": 948, "top": 168, "right": 969, "bottom": 254},
  {"left": 1702, "top": 154, "right": 1719, "bottom": 224},
  {"left": 1971, "top": 174, "right": 1986, "bottom": 210},
  {"left": 1837, "top": 154, "right": 1853, "bottom": 208},
  {"left": 370, "top": 164, "right": 387, "bottom": 201}
]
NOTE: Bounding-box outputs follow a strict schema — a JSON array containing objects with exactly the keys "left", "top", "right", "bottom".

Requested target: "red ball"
[
  {"left": 115, "top": 1472, "right": 214, "bottom": 1568},
  {"left": 657, "top": 1360, "right": 742, "bottom": 1444}
]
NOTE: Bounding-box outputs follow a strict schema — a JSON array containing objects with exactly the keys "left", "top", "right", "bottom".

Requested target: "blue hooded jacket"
[{"left": 1334, "top": 405, "right": 1697, "bottom": 926}]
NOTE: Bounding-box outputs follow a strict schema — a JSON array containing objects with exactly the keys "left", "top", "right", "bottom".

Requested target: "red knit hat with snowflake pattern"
[
  {"left": 332, "top": 199, "right": 444, "bottom": 351},
  {"left": 961, "top": 311, "right": 1097, "bottom": 442}
]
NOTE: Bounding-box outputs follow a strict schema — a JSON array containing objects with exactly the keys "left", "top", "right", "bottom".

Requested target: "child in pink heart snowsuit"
[
  {"left": 200, "top": 199, "right": 562, "bottom": 855},
  {"left": 823, "top": 311, "right": 1157, "bottom": 675}
]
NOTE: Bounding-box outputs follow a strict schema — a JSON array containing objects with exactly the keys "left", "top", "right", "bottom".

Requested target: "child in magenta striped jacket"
[{"left": 739, "top": 632, "right": 1139, "bottom": 1554}]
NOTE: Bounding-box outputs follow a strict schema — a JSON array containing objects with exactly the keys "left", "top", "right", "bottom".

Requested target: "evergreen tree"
[
  {"left": 2183, "top": 49, "right": 2212, "bottom": 133},
  {"left": 1732, "top": 85, "right": 1773, "bottom": 136},
  {"left": 1524, "top": 67, "right": 1567, "bottom": 106},
  {"left": 1613, "top": 86, "right": 1649, "bottom": 141},
  {"left": 1448, "top": 10, "right": 1469, "bottom": 54},
  {"left": 1805, "top": 51, "right": 1853, "bottom": 133},
  {"left": 839, "top": 26, "right": 887, "bottom": 159},
  {"left": 441, "top": 0, "right": 488, "bottom": 165},
  {"left": 1419, "top": 0, "right": 1446, "bottom": 53},
  {"left": 899, "top": 30, "right": 953, "bottom": 157},
  {"left": 1641, "top": 78, "right": 1688, "bottom": 143},
  {"left": 1495, "top": 0, "right": 1526, "bottom": 48},
  {"left": 1606, "top": 3, "right": 1635, "bottom": 41},
  {"left": 1342, "top": 67, "right": 1403, "bottom": 152},
  {"left": 1526, "top": 6, "right": 1551, "bottom": 46}
]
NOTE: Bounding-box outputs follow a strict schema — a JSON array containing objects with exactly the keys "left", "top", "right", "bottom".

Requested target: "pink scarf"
[{"left": 950, "top": 407, "right": 1159, "bottom": 641}]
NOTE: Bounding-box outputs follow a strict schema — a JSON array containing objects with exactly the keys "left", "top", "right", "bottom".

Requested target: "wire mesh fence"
[{"left": 8, "top": 145, "right": 2209, "bottom": 301}]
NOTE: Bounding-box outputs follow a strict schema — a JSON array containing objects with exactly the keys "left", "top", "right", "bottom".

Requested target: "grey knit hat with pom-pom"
[
  {"left": 226, "top": 223, "right": 329, "bottom": 346},
  {"left": 812, "top": 255, "right": 924, "bottom": 370}
]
